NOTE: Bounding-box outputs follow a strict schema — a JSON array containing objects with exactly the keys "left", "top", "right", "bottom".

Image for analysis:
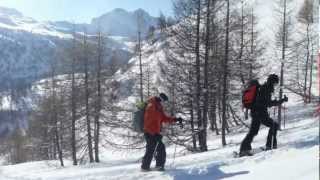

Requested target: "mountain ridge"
[{"left": 0, "top": 6, "right": 159, "bottom": 38}]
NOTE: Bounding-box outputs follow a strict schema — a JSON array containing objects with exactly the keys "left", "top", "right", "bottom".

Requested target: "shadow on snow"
[{"left": 168, "top": 163, "right": 249, "bottom": 180}]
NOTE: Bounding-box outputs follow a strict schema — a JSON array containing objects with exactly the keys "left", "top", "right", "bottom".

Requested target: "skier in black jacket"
[{"left": 239, "top": 74, "right": 288, "bottom": 157}]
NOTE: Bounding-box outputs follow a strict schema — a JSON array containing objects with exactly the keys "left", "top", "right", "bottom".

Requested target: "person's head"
[
  {"left": 267, "top": 74, "right": 279, "bottom": 85},
  {"left": 159, "top": 93, "right": 169, "bottom": 102},
  {"left": 266, "top": 74, "right": 279, "bottom": 93}
]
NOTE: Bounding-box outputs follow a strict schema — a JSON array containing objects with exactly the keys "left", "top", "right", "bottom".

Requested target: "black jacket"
[{"left": 253, "top": 82, "right": 282, "bottom": 111}]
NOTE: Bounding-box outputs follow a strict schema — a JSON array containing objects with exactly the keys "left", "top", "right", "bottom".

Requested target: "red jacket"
[{"left": 143, "top": 97, "right": 175, "bottom": 135}]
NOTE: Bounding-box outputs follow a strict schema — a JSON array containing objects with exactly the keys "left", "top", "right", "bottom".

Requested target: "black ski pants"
[
  {"left": 240, "top": 109, "right": 279, "bottom": 152},
  {"left": 141, "top": 133, "right": 166, "bottom": 169}
]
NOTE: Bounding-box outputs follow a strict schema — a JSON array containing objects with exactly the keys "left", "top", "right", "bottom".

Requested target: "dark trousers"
[
  {"left": 141, "top": 133, "right": 166, "bottom": 169},
  {"left": 240, "top": 110, "right": 279, "bottom": 152}
]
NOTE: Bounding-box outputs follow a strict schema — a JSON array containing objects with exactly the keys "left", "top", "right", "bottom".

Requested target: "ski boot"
[{"left": 239, "top": 150, "right": 254, "bottom": 157}]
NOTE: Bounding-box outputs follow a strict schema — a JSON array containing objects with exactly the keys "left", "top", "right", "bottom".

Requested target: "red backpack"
[{"left": 242, "top": 80, "right": 260, "bottom": 109}]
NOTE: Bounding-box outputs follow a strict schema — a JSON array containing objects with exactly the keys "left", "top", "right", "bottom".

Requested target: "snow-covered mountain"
[
  {"left": 48, "top": 8, "right": 158, "bottom": 38},
  {"left": 0, "top": 6, "right": 158, "bottom": 85},
  {"left": 91, "top": 8, "right": 158, "bottom": 38},
  {"left": 0, "top": 6, "right": 71, "bottom": 91},
  {"left": 0, "top": 6, "right": 158, "bottom": 39},
  {"left": 0, "top": 6, "right": 141, "bottom": 91},
  {"left": 0, "top": 6, "right": 142, "bottom": 137},
  {"left": 0, "top": 7, "right": 71, "bottom": 38},
  {"left": 0, "top": 6, "right": 22, "bottom": 17}
]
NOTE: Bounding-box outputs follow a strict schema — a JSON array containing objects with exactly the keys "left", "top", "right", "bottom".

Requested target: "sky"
[{"left": 0, "top": 0, "right": 174, "bottom": 23}]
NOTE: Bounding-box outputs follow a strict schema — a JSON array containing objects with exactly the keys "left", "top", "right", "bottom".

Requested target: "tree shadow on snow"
[
  {"left": 287, "top": 136, "right": 319, "bottom": 150},
  {"left": 169, "top": 163, "right": 249, "bottom": 180}
]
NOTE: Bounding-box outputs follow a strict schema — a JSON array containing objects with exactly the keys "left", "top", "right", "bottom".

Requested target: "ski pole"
[
  {"left": 271, "top": 119, "right": 274, "bottom": 149},
  {"left": 152, "top": 141, "right": 159, "bottom": 160},
  {"left": 283, "top": 105, "right": 286, "bottom": 129},
  {"left": 170, "top": 142, "right": 177, "bottom": 168}
]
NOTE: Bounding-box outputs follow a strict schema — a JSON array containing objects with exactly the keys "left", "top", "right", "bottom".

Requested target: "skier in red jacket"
[{"left": 141, "top": 93, "right": 182, "bottom": 171}]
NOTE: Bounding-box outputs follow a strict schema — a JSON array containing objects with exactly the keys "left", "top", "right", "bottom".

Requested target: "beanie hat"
[
  {"left": 159, "top": 93, "right": 168, "bottom": 102},
  {"left": 267, "top": 74, "right": 279, "bottom": 84}
]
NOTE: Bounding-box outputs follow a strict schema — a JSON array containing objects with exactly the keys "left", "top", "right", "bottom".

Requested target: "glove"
[
  {"left": 175, "top": 117, "right": 183, "bottom": 129},
  {"left": 175, "top": 117, "right": 183, "bottom": 124},
  {"left": 281, "top": 95, "right": 288, "bottom": 103}
]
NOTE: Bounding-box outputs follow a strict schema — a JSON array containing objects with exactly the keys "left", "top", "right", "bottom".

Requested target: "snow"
[
  {"left": 0, "top": 0, "right": 318, "bottom": 179},
  {"left": 0, "top": 20, "right": 72, "bottom": 39},
  {"left": 0, "top": 33, "right": 16, "bottom": 42},
  {"left": 0, "top": 96, "right": 11, "bottom": 110},
  {"left": 0, "top": 7, "right": 71, "bottom": 39},
  {"left": 0, "top": 99, "right": 318, "bottom": 180},
  {"left": 91, "top": 8, "right": 158, "bottom": 38}
]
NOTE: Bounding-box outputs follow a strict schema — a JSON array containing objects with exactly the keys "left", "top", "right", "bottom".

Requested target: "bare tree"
[
  {"left": 50, "top": 51, "right": 64, "bottom": 166},
  {"left": 70, "top": 26, "right": 79, "bottom": 165},
  {"left": 298, "top": 0, "right": 316, "bottom": 103},
  {"left": 158, "top": 11, "right": 167, "bottom": 32},
  {"left": 221, "top": 0, "right": 230, "bottom": 146},
  {"left": 81, "top": 30, "right": 94, "bottom": 163},
  {"left": 274, "top": 0, "right": 294, "bottom": 127},
  {"left": 93, "top": 30, "right": 105, "bottom": 163},
  {"left": 137, "top": 12, "right": 144, "bottom": 102}
]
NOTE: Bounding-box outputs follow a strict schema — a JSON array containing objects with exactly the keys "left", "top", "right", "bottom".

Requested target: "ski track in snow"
[{"left": 0, "top": 101, "right": 318, "bottom": 180}]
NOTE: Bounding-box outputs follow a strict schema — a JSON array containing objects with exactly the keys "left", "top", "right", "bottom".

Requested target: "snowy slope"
[
  {"left": 0, "top": 0, "right": 318, "bottom": 179},
  {"left": 0, "top": 6, "right": 71, "bottom": 91},
  {"left": 0, "top": 7, "right": 71, "bottom": 39},
  {"left": 0, "top": 98, "right": 318, "bottom": 180}
]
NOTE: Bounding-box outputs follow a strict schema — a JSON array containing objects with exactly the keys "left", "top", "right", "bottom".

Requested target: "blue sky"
[{"left": 0, "top": 0, "right": 173, "bottom": 23}]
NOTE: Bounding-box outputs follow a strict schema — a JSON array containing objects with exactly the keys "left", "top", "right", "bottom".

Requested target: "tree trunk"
[
  {"left": 303, "top": 23, "right": 310, "bottom": 102},
  {"left": 200, "top": 0, "right": 212, "bottom": 152},
  {"left": 51, "top": 64, "right": 64, "bottom": 166},
  {"left": 249, "top": 7, "right": 254, "bottom": 79},
  {"left": 221, "top": 0, "right": 230, "bottom": 146},
  {"left": 94, "top": 31, "right": 102, "bottom": 163},
  {"left": 308, "top": 36, "right": 314, "bottom": 103},
  {"left": 83, "top": 33, "right": 94, "bottom": 163},
  {"left": 278, "top": 0, "right": 287, "bottom": 128},
  {"left": 238, "top": 0, "right": 245, "bottom": 85},
  {"left": 190, "top": 100, "right": 197, "bottom": 150},
  {"left": 54, "top": 127, "right": 64, "bottom": 166},
  {"left": 208, "top": 2, "right": 218, "bottom": 135},
  {"left": 210, "top": 97, "right": 219, "bottom": 135},
  {"left": 195, "top": 0, "right": 205, "bottom": 152},
  {"left": 138, "top": 30, "right": 144, "bottom": 102},
  {"left": 71, "top": 30, "right": 78, "bottom": 166}
]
